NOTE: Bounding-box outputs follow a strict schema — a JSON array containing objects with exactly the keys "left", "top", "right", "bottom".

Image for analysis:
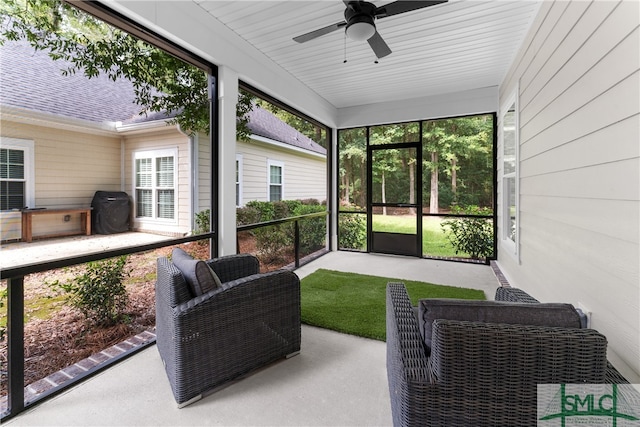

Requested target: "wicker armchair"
[
  {"left": 386, "top": 282, "right": 613, "bottom": 426},
  {"left": 156, "top": 252, "right": 301, "bottom": 407}
]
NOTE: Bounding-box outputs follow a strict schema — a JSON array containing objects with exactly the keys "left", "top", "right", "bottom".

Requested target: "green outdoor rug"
[{"left": 300, "top": 268, "right": 486, "bottom": 341}]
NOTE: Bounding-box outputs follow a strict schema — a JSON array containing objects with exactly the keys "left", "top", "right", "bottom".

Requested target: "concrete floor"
[
  {"left": 4, "top": 251, "right": 501, "bottom": 426},
  {"left": 0, "top": 232, "right": 171, "bottom": 270}
]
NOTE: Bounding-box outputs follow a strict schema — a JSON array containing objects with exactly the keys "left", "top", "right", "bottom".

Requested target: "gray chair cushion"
[
  {"left": 171, "top": 248, "right": 222, "bottom": 296},
  {"left": 419, "top": 298, "right": 582, "bottom": 350}
]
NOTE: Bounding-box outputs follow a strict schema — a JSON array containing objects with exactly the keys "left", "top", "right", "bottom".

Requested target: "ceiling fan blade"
[
  {"left": 367, "top": 31, "right": 392, "bottom": 59},
  {"left": 293, "top": 21, "right": 346, "bottom": 43},
  {"left": 375, "top": 0, "right": 447, "bottom": 18}
]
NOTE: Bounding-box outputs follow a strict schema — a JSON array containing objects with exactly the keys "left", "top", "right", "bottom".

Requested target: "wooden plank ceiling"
[{"left": 193, "top": 0, "right": 541, "bottom": 109}]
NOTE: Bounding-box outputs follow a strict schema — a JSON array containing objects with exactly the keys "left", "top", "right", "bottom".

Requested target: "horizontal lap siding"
[
  {"left": 2, "top": 121, "right": 121, "bottom": 207},
  {"left": 238, "top": 140, "right": 326, "bottom": 204},
  {"left": 197, "top": 132, "right": 212, "bottom": 214},
  {"left": 283, "top": 156, "right": 327, "bottom": 201},
  {"left": 1, "top": 120, "right": 121, "bottom": 236},
  {"left": 498, "top": 0, "right": 640, "bottom": 382}
]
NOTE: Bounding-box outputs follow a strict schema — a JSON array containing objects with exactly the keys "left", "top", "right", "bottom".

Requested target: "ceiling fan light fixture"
[{"left": 345, "top": 16, "right": 376, "bottom": 41}]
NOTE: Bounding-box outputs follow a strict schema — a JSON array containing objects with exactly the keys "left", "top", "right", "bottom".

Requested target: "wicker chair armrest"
[
  {"left": 387, "top": 283, "right": 435, "bottom": 427},
  {"left": 494, "top": 286, "right": 540, "bottom": 303},
  {"left": 386, "top": 282, "right": 430, "bottom": 377},
  {"left": 205, "top": 253, "right": 260, "bottom": 283}
]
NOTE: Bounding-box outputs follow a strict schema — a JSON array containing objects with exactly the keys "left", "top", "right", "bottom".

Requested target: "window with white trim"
[
  {"left": 236, "top": 154, "right": 243, "bottom": 207},
  {"left": 134, "top": 148, "right": 177, "bottom": 220},
  {"left": 0, "top": 138, "right": 35, "bottom": 210},
  {"left": 501, "top": 93, "right": 518, "bottom": 254},
  {"left": 268, "top": 160, "right": 283, "bottom": 202}
]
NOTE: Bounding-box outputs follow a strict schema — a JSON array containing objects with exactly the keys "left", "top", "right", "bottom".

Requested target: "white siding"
[
  {"left": 1, "top": 119, "right": 121, "bottom": 237},
  {"left": 498, "top": 0, "right": 640, "bottom": 382},
  {"left": 196, "top": 131, "right": 212, "bottom": 214},
  {"left": 237, "top": 139, "right": 326, "bottom": 205}
]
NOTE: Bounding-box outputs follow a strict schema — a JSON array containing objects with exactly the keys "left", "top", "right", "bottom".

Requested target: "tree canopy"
[
  {"left": 0, "top": 0, "right": 254, "bottom": 138},
  {"left": 338, "top": 115, "right": 494, "bottom": 213}
]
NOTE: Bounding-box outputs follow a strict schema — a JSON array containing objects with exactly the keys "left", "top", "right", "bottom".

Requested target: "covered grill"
[{"left": 91, "top": 191, "right": 131, "bottom": 234}]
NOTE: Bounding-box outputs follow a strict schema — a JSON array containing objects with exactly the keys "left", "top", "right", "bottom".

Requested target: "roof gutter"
[
  {"left": 250, "top": 134, "right": 326, "bottom": 159},
  {"left": 0, "top": 105, "right": 118, "bottom": 136},
  {"left": 115, "top": 119, "right": 176, "bottom": 135}
]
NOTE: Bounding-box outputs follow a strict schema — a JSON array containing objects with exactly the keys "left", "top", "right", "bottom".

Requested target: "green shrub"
[
  {"left": 283, "top": 199, "right": 303, "bottom": 214},
  {"left": 243, "top": 201, "right": 292, "bottom": 262},
  {"left": 294, "top": 203, "right": 326, "bottom": 253},
  {"left": 254, "top": 224, "right": 292, "bottom": 263},
  {"left": 441, "top": 206, "right": 494, "bottom": 259},
  {"left": 237, "top": 199, "right": 328, "bottom": 262},
  {"left": 52, "top": 256, "right": 130, "bottom": 326},
  {"left": 194, "top": 209, "right": 210, "bottom": 234},
  {"left": 245, "top": 200, "right": 276, "bottom": 222},
  {"left": 339, "top": 213, "right": 366, "bottom": 250},
  {"left": 236, "top": 203, "right": 261, "bottom": 226}
]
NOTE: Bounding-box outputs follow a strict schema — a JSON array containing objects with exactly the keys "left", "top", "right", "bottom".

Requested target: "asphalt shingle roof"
[
  {"left": 1, "top": 39, "right": 325, "bottom": 155},
  {"left": 246, "top": 107, "right": 325, "bottom": 155},
  {"left": 0, "top": 39, "right": 145, "bottom": 123}
]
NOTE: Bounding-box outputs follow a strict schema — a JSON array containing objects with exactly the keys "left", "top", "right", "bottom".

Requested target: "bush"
[
  {"left": 236, "top": 203, "right": 261, "bottom": 226},
  {"left": 245, "top": 200, "right": 276, "bottom": 222},
  {"left": 51, "top": 256, "right": 130, "bottom": 326},
  {"left": 293, "top": 203, "right": 326, "bottom": 254},
  {"left": 339, "top": 213, "right": 366, "bottom": 250},
  {"left": 441, "top": 206, "right": 494, "bottom": 259},
  {"left": 239, "top": 201, "right": 291, "bottom": 263},
  {"left": 194, "top": 209, "right": 210, "bottom": 234},
  {"left": 254, "top": 223, "right": 292, "bottom": 263},
  {"left": 237, "top": 199, "right": 327, "bottom": 263}
]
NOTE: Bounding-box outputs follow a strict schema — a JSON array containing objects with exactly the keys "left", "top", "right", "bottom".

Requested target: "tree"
[
  {"left": 255, "top": 98, "right": 327, "bottom": 148},
  {"left": 338, "top": 128, "right": 367, "bottom": 208},
  {"left": 422, "top": 120, "right": 452, "bottom": 214},
  {"left": 422, "top": 116, "right": 493, "bottom": 213},
  {"left": 370, "top": 123, "right": 418, "bottom": 214},
  {"left": 338, "top": 117, "right": 492, "bottom": 216},
  {"left": 0, "top": 0, "right": 254, "bottom": 139}
]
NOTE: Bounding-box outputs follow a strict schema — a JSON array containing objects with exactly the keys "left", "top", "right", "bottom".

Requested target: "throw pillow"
[
  {"left": 419, "top": 299, "right": 582, "bottom": 350},
  {"left": 171, "top": 248, "right": 222, "bottom": 296}
]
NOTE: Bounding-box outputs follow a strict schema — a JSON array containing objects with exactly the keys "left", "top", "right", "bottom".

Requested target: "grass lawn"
[
  {"left": 300, "top": 268, "right": 486, "bottom": 341},
  {"left": 372, "top": 214, "right": 471, "bottom": 258}
]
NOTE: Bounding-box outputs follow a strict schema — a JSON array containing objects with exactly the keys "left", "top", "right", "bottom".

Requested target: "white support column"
[{"left": 217, "top": 66, "right": 238, "bottom": 256}]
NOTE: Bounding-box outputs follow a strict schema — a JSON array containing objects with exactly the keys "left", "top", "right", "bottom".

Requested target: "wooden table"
[{"left": 22, "top": 208, "right": 92, "bottom": 243}]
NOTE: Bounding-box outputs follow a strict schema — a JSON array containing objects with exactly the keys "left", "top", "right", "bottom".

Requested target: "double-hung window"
[
  {"left": 135, "top": 149, "right": 176, "bottom": 220},
  {"left": 0, "top": 138, "right": 34, "bottom": 210},
  {"left": 268, "top": 160, "right": 283, "bottom": 202}
]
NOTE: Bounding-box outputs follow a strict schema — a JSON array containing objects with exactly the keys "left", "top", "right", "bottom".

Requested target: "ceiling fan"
[{"left": 293, "top": 1, "right": 448, "bottom": 59}]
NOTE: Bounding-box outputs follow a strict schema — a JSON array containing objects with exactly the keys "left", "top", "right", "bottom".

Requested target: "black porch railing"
[
  {"left": 0, "top": 232, "right": 211, "bottom": 422},
  {"left": 236, "top": 211, "right": 329, "bottom": 269},
  {"left": 0, "top": 211, "right": 328, "bottom": 421}
]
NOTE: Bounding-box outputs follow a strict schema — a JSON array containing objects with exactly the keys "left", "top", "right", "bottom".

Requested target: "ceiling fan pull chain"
[{"left": 343, "top": 32, "right": 348, "bottom": 63}]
